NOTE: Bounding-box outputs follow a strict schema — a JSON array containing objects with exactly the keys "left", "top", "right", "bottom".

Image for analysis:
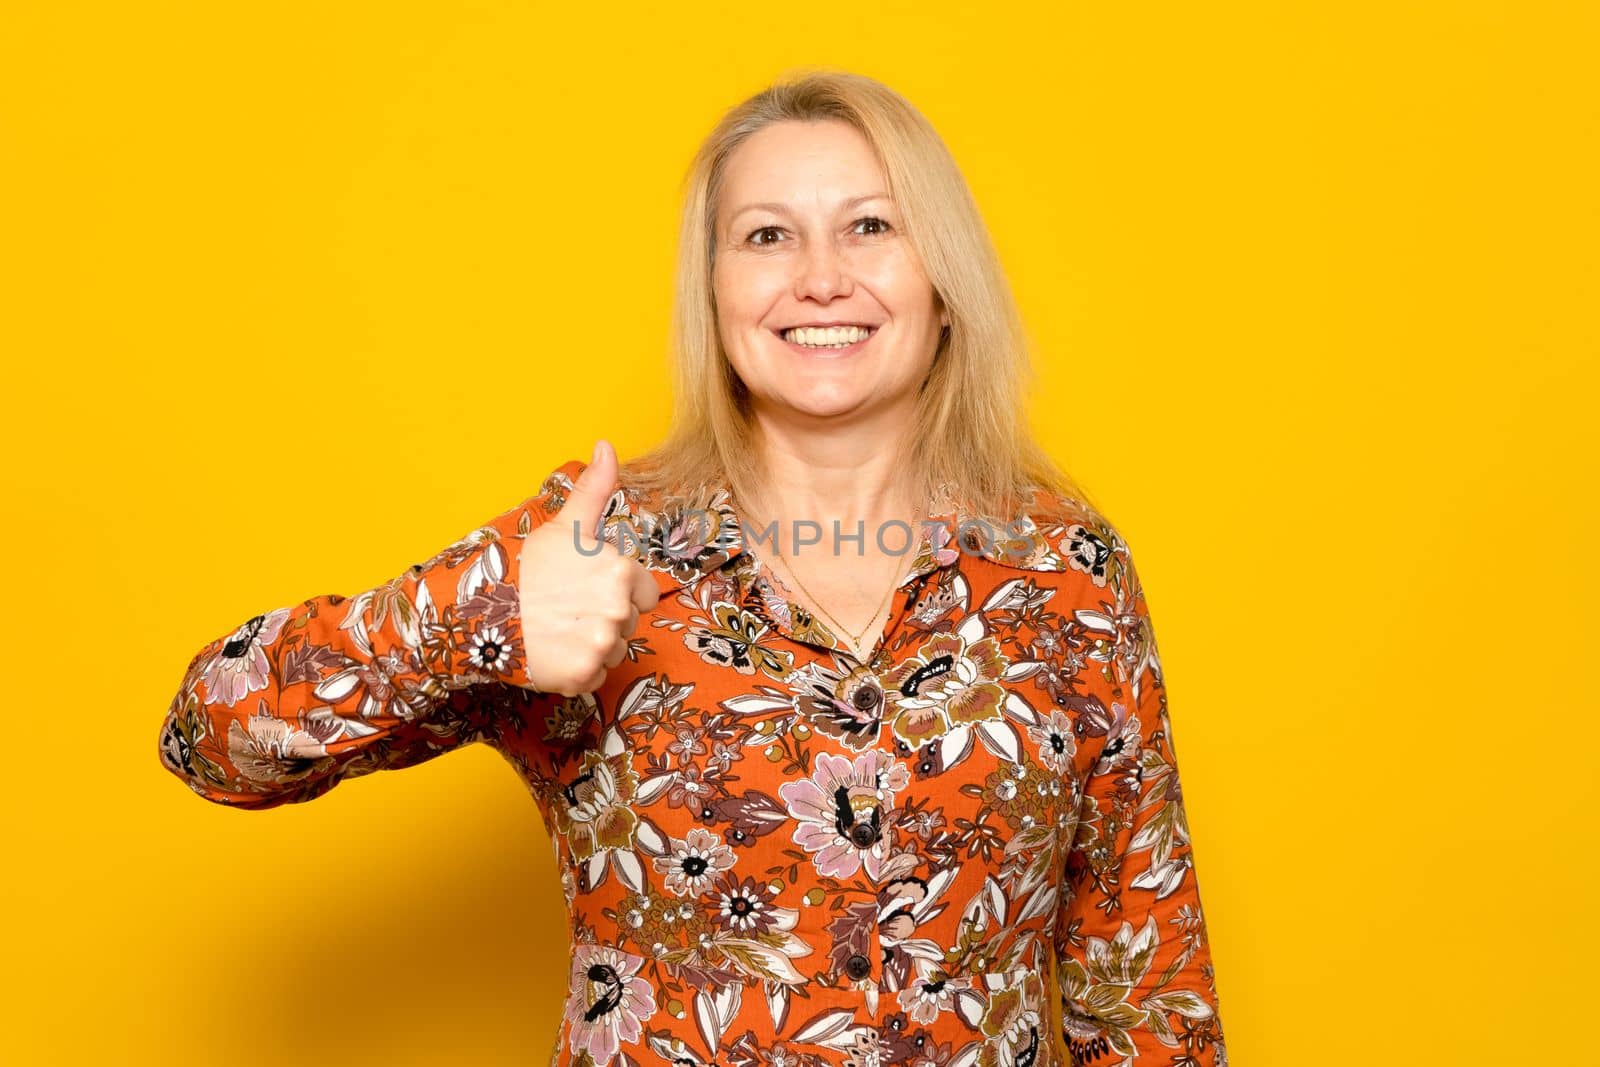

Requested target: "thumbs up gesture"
[{"left": 518, "top": 440, "right": 661, "bottom": 696}]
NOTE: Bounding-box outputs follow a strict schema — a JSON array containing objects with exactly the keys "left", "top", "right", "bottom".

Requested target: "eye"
[{"left": 744, "top": 217, "right": 893, "bottom": 248}]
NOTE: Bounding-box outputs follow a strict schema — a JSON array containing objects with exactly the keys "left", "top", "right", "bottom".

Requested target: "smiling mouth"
[{"left": 771, "top": 326, "right": 879, "bottom": 358}]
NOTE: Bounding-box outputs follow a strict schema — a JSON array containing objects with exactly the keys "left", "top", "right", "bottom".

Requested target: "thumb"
[{"left": 559, "top": 439, "right": 620, "bottom": 543}]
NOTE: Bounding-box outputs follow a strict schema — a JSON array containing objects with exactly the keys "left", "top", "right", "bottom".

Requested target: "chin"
[{"left": 785, "top": 392, "right": 870, "bottom": 418}]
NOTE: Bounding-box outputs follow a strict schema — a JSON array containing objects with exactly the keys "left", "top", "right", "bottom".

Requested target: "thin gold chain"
[
  {"left": 775, "top": 548, "right": 900, "bottom": 661},
  {"left": 747, "top": 493, "right": 928, "bottom": 662}
]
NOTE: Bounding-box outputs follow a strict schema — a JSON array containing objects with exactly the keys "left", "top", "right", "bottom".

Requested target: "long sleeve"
[
  {"left": 1052, "top": 529, "right": 1227, "bottom": 1066},
  {"left": 157, "top": 463, "right": 578, "bottom": 811}
]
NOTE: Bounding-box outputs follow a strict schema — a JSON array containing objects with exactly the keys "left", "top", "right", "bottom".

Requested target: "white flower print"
[
  {"left": 652, "top": 826, "right": 737, "bottom": 896},
  {"left": 1026, "top": 708, "right": 1077, "bottom": 775},
  {"left": 467, "top": 623, "right": 513, "bottom": 672}
]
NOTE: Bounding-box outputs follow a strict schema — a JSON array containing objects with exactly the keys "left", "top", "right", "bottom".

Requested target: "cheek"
[
  {"left": 854, "top": 250, "right": 935, "bottom": 314},
  {"left": 714, "top": 258, "right": 789, "bottom": 320}
]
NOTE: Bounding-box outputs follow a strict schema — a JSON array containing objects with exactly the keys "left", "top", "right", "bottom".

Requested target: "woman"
[{"left": 159, "top": 71, "right": 1227, "bottom": 1067}]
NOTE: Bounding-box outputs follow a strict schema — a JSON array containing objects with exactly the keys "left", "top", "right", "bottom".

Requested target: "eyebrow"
[{"left": 728, "top": 193, "right": 892, "bottom": 226}]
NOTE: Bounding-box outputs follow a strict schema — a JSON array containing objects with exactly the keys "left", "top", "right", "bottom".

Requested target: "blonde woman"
[{"left": 160, "top": 70, "right": 1228, "bottom": 1067}]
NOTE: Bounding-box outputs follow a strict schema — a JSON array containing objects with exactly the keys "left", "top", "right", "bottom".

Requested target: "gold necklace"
[{"left": 749, "top": 493, "right": 928, "bottom": 663}]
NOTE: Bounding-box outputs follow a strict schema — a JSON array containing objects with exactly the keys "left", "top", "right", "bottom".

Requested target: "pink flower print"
[
  {"left": 1086, "top": 700, "right": 1143, "bottom": 804},
  {"left": 925, "top": 518, "right": 960, "bottom": 568},
  {"left": 1059, "top": 522, "right": 1112, "bottom": 586},
  {"left": 198, "top": 608, "right": 291, "bottom": 708},
  {"left": 779, "top": 751, "right": 910, "bottom": 881},
  {"left": 225, "top": 702, "right": 333, "bottom": 786},
  {"left": 565, "top": 944, "right": 656, "bottom": 1066}
]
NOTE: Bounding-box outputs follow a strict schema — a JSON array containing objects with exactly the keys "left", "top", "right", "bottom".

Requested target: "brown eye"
[
  {"left": 856, "top": 216, "right": 892, "bottom": 235},
  {"left": 748, "top": 226, "right": 782, "bottom": 246}
]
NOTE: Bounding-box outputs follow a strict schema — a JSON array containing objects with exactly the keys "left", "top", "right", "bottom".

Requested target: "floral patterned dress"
[{"left": 158, "top": 458, "right": 1228, "bottom": 1067}]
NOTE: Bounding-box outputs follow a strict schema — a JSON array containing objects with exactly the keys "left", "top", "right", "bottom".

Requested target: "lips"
[{"left": 772, "top": 325, "right": 879, "bottom": 339}]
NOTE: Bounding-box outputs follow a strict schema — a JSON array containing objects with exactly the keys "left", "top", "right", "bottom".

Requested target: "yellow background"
[{"left": 3, "top": 2, "right": 1595, "bottom": 1063}]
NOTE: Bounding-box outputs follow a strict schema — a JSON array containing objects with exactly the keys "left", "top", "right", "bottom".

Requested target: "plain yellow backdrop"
[{"left": 3, "top": 2, "right": 1595, "bottom": 1064}]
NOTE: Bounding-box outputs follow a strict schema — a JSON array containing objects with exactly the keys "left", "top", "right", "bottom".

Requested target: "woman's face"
[{"left": 712, "top": 119, "right": 948, "bottom": 423}]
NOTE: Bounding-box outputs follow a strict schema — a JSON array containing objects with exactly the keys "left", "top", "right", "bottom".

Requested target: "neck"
[{"left": 743, "top": 416, "right": 925, "bottom": 556}]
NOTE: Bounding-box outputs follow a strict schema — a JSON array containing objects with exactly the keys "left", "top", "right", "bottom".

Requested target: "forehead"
[{"left": 719, "top": 120, "right": 888, "bottom": 219}]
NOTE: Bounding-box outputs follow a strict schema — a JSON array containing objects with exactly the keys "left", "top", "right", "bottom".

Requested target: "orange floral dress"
[{"left": 158, "top": 458, "right": 1227, "bottom": 1067}]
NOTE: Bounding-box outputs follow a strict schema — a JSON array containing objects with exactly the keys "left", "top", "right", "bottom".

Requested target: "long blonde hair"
[{"left": 624, "top": 67, "right": 1101, "bottom": 525}]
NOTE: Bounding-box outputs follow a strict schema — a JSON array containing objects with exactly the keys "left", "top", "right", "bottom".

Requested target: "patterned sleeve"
[
  {"left": 156, "top": 462, "right": 581, "bottom": 811},
  {"left": 1052, "top": 527, "right": 1228, "bottom": 1066}
]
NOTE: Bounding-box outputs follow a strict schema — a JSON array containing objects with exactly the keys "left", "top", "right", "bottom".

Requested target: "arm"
[
  {"left": 157, "top": 461, "right": 583, "bottom": 810},
  {"left": 1052, "top": 525, "right": 1227, "bottom": 1066}
]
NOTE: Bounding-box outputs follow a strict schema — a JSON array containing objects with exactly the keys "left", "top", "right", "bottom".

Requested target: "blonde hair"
[{"left": 624, "top": 67, "right": 1102, "bottom": 526}]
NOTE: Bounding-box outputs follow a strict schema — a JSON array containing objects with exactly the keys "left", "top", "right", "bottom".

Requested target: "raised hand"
[{"left": 517, "top": 440, "right": 660, "bottom": 696}]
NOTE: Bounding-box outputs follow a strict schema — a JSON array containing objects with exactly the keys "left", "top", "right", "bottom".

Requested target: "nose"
[{"left": 792, "top": 236, "right": 850, "bottom": 303}]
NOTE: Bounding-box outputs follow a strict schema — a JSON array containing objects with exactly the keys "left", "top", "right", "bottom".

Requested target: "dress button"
[
  {"left": 848, "top": 821, "right": 878, "bottom": 848},
  {"left": 844, "top": 953, "right": 872, "bottom": 980},
  {"left": 852, "top": 686, "right": 881, "bottom": 711}
]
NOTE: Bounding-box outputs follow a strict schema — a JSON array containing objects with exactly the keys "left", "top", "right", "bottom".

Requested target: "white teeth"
[{"left": 781, "top": 325, "right": 874, "bottom": 347}]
